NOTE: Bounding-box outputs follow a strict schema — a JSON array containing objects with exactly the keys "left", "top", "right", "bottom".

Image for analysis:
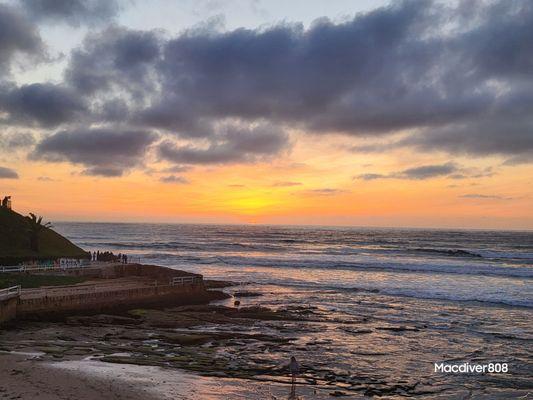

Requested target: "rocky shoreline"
[
  {"left": 0, "top": 283, "right": 428, "bottom": 398},
  {"left": 2, "top": 277, "right": 530, "bottom": 399}
]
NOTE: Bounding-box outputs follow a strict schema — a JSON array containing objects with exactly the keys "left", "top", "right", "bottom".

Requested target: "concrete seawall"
[
  {"left": 17, "top": 283, "right": 212, "bottom": 320},
  {"left": 0, "top": 296, "right": 18, "bottom": 323},
  {"left": 0, "top": 263, "right": 227, "bottom": 324},
  {"left": 28, "top": 263, "right": 200, "bottom": 281}
]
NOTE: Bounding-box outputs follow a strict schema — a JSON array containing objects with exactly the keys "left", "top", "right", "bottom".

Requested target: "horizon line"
[{"left": 50, "top": 219, "right": 533, "bottom": 233}]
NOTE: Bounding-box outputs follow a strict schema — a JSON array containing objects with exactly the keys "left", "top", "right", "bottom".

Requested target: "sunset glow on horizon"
[{"left": 2, "top": 0, "right": 533, "bottom": 229}]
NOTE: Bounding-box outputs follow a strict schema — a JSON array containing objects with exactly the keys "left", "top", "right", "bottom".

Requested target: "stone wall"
[
  {"left": 29, "top": 263, "right": 201, "bottom": 282},
  {"left": 0, "top": 296, "right": 18, "bottom": 324},
  {"left": 0, "top": 264, "right": 214, "bottom": 324},
  {"left": 17, "top": 283, "right": 210, "bottom": 320}
]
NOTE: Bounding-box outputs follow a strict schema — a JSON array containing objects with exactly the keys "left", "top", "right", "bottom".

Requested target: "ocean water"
[
  {"left": 55, "top": 223, "right": 533, "bottom": 308},
  {"left": 53, "top": 223, "right": 533, "bottom": 397}
]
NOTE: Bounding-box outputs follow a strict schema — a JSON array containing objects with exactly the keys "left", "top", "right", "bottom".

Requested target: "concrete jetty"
[{"left": 0, "top": 263, "right": 222, "bottom": 324}]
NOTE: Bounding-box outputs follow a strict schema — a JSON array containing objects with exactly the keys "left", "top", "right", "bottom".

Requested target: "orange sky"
[
  {"left": 6, "top": 133, "right": 533, "bottom": 229},
  {"left": 1, "top": 1, "right": 533, "bottom": 230}
]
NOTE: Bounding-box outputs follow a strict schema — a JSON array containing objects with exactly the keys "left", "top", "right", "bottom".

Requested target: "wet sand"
[
  {"left": 0, "top": 353, "right": 158, "bottom": 400},
  {"left": 0, "top": 352, "right": 331, "bottom": 400}
]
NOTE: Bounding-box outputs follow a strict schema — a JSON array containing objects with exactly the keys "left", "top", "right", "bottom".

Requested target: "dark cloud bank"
[
  {"left": 0, "top": 166, "right": 19, "bottom": 179},
  {"left": 20, "top": 0, "right": 120, "bottom": 26},
  {"left": 0, "top": 3, "right": 43, "bottom": 74},
  {"left": 1, "top": 0, "right": 532, "bottom": 176},
  {"left": 356, "top": 162, "right": 494, "bottom": 181},
  {"left": 357, "top": 163, "right": 457, "bottom": 181},
  {"left": 31, "top": 128, "right": 156, "bottom": 177},
  {"left": 158, "top": 123, "right": 288, "bottom": 165}
]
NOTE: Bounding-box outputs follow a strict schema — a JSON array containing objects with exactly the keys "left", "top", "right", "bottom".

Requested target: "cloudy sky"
[{"left": 1, "top": 0, "right": 532, "bottom": 229}]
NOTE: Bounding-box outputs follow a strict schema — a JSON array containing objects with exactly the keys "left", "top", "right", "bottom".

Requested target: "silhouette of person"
[
  {"left": 289, "top": 356, "right": 300, "bottom": 383},
  {"left": 289, "top": 356, "right": 300, "bottom": 382},
  {"left": 287, "top": 356, "right": 300, "bottom": 399}
]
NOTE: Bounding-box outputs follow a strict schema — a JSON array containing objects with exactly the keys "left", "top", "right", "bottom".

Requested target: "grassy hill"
[{"left": 0, "top": 207, "right": 89, "bottom": 265}]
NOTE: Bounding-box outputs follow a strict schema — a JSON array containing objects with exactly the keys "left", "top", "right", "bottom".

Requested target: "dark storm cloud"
[
  {"left": 357, "top": 173, "right": 388, "bottom": 181},
  {"left": 355, "top": 162, "right": 493, "bottom": 181},
  {"left": 11, "top": 0, "right": 533, "bottom": 168},
  {"left": 0, "top": 4, "right": 43, "bottom": 74},
  {"left": 502, "top": 154, "right": 533, "bottom": 166},
  {"left": 401, "top": 116, "right": 533, "bottom": 158},
  {"left": 0, "top": 166, "right": 19, "bottom": 179},
  {"left": 65, "top": 27, "right": 160, "bottom": 97},
  {"left": 160, "top": 175, "right": 189, "bottom": 184},
  {"left": 158, "top": 123, "right": 288, "bottom": 165},
  {"left": 96, "top": 99, "right": 131, "bottom": 122},
  {"left": 0, "top": 83, "right": 86, "bottom": 127},
  {"left": 141, "top": 0, "right": 435, "bottom": 133},
  {"left": 448, "top": 166, "right": 494, "bottom": 180},
  {"left": 138, "top": 0, "right": 532, "bottom": 160},
  {"left": 356, "top": 163, "right": 457, "bottom": 180},
  {"left": 32, "top": 128, "right": 157, "bottom": 176},
  {"left": 399, "top": 163, "right": 457, "bottom": 180},
  {"left": 21, "top": 0, "right": 120, "bottom": 26}
]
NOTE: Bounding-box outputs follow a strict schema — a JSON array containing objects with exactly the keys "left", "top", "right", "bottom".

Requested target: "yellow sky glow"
[{"left": 5, "top": 133, "right": 533, "bottom": 230}]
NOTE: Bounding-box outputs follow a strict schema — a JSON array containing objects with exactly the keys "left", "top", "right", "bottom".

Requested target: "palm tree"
[{"left": 26, "top": 213, "right": 52, "bottom": 253}]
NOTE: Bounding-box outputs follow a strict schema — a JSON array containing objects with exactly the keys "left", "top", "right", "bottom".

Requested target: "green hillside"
[{"left": 0, "top": 207, "right": 89, "bottom": 265}]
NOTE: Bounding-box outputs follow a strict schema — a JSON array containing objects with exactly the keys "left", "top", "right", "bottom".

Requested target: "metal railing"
[
  {"left": 1, "top": 265, "right": 62, "bottom": 273},
  {"left": 0, "top": 285, "right": 21, "bottom": 300},
  {"left": 0, "top": 263, "right": 90, "bottom": 274},
  {"left": 1, "top": 257, "right": 142, "bottom": 273}
]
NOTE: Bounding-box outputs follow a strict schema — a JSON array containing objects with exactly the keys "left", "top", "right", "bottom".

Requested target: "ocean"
[
  {"left": 53, "top": 223, "right": 533, "bottom": 397},
  {"left": 55, "top": 223, "right": 533, "bottom": 308}
]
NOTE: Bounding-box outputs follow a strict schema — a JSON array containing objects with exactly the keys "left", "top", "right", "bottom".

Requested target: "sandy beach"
[
  {"left": 0, "top": 352, "right": 334, "bottom": 400},
  {"left": 0, "top": 353, "right": 172, "bottom": 400},
  {"left": 0, "top": 353, "right": 159, "bottom": 400}
]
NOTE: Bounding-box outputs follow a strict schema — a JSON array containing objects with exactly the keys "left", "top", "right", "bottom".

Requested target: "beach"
[
  {"left": 1, "top": 281, "right": 531, "bottom": 398},
  {"left": 1, "top": 352, "right": 339, "bottom": 399},
  {"left": 0, "top": 353, "right": 156, "bottom": 400},
  {"left": 3, "top": 0, "right": 532, "bottom": 396},
  {"left": 0, "top": 224, "right": 531, "bottom": 398}
]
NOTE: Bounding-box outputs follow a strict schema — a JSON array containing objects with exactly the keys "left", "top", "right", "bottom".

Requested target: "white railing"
[
  {"left": 0, "top": 285, "right": 21, "bottom": 300},
  {"left": 1, "top": 257, "right": 141, "bottom": 273},
  {"left": 1, "top": 265, "right": 79, "bottom": 273},
  {"left": 89, "top": 258, "right": 142, "bottom": 264},
  {"left": 0, "top": 265, "right": 63, "bottom": 273},
  {"left": 0, "top": 260, "right": 95, "bottom": 273},
  {"left": 170, "top": 276, "right": 202, "bottom": 286}
]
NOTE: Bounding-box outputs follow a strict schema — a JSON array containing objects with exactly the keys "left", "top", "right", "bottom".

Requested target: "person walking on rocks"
[{"left": 289, "top": 356, "right": 300, "bottom": 383}]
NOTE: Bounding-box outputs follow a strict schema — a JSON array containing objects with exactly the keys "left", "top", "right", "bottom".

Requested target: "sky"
[{"left": 1, "top": 0, "right": 532, "bottom": 229}]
